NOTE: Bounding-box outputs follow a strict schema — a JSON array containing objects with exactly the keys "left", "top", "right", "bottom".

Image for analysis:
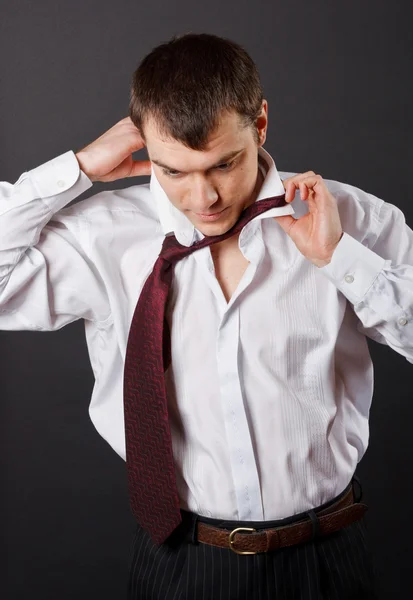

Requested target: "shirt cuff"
[
  {"left": 29, "top": 150, "right": 93, "bottom": 211},
  {"left": 319, "top": 232, "right": 387, "bottom": 304}
]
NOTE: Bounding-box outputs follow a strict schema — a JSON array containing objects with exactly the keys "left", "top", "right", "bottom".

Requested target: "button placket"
[
  {"left": 192, "top": 248, "right": 228, "bottom": 313},
  {"left": 216, "top": 308, "right": 264, "bottom": 521}
]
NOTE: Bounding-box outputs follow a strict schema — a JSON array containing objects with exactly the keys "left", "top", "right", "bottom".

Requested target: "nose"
[{"left": 190, "top": 176, "right": 219, "bottom": 213}]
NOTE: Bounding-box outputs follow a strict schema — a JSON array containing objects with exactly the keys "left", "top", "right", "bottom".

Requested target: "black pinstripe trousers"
[{"left": 126, "top": 489, "right": 377, "bottom": 599}]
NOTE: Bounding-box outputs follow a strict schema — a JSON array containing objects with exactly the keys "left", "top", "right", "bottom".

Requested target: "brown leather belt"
[{"left": 197, "top": 486, "right": 368, "bottom": 555}]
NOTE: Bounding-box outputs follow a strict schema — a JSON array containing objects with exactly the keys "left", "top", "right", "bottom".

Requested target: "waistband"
[{"left": 176, "top": 476, "right": 363, "bottom": 546}]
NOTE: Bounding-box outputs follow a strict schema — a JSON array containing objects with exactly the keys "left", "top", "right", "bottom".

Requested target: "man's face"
[{"left": 144, "top": 103, "right": 268, "bottom": 236}]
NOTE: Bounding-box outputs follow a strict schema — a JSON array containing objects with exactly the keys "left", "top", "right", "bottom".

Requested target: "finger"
[
  {"left": 299, "top": 181, "right": 311, "bottom": 201},
  {"left": 288, "top": 175, "right": 324, "bottom": 201},
  {"left": 125, "top": 127, "right": 147, "bottom": 155},
  {"left": 295, "top": 170, "right": 316, "bottom": 179},
  {"left": 298, "top": 174, "right": 324, "bottom": 190},
  {"left": 283, "top": 171, "right": 316, "bottom": 182},
  {"left": 283, "top": 181, "right": 291, "bottom": 202},
  {"left": 273, "top": 214, "right": 296, "bottom": 234},
  {"left": 283, "top": 171, "right": 316, "bottom": 188},
  {"left": 300, "top": 176, "right": 335, "bottom": 211},
  {"left": 283, "top": 171, "right": 317, "bottom": 201},
  {"left": 128, "top": 159, "right": 152, "bottom": 178},
  {"left": 283, "top": 179, "right": 303, "bottom": 201},
  {"left": 299, "top": 181, "right": 321, "bottom": 202}
]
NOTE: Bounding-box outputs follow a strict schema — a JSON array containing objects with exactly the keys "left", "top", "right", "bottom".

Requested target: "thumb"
[
  {"left": 128, "top": 159, "right": 152, "bottom": 178},
  {"left": 273, "top": 215, "right": 295, "bottom": 235}
]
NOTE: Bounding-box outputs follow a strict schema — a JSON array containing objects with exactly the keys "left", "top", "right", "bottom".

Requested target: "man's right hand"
[{"left": 75, "top": 117, "right": 152, "bottom": 183}]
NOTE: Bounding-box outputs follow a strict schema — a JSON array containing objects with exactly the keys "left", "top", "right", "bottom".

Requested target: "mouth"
[{"left": 195, "top": 207, "right": 228, "bottom": 222}]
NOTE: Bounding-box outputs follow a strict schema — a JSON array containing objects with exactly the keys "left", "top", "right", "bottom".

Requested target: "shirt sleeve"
[
  {"left": 0, "top": 151, "right": 111, "bottom": 331},
  {"left": 320, "top": 199, "right": 413, "bottom": 364}
]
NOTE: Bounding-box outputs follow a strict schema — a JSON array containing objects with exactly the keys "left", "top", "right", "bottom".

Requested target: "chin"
[
  {"left": 192, "top": 207, "right": 241, "bottom": 237},
  {"left": 196, "top": 215, "right": 238, "bottom": 237},
  {"left": 197, "top": 224, "right": 230, "bottom": 237}
]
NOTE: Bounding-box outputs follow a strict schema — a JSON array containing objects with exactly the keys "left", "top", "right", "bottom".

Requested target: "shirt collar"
[{"left": 149, "top": 146, "right": 295, "bottom": 247}]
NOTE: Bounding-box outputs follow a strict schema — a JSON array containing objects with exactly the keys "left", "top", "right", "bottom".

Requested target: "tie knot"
[{"left": 160, "top": 194, "right": 286, "bottom": 264}]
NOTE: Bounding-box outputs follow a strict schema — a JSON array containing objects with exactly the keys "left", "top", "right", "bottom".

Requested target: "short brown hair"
[{"left": 129, "top": 33, "right": 263, "bottom": 150}]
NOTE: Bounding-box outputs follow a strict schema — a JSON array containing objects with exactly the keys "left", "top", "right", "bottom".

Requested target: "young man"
[{"left": 1, "top": 33, "right": 412, "bottom": 599}]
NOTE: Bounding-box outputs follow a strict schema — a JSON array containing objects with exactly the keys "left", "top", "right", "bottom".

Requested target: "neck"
[
  {"left": 244, "top": 157, "right": 266, "bottom": 211},
  {"left": 253, "top": 163, "right": 265, "bottom": 201}
]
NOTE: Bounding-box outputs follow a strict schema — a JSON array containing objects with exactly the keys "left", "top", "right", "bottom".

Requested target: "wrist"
[
  {"left": 312, "top": 232, "right": 344, "bottom": 268},
  {"left": 75, "top": 151, "right": 97, "bottom": 182}
]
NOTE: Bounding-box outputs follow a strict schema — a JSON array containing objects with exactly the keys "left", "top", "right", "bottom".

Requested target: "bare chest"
[{"left": 210, "top": 237, "right": 250, "bottom": 303}]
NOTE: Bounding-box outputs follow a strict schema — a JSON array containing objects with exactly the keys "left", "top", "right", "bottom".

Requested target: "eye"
[
  {"left": 215, "top": 159, "right": 237, "bottom": 172},
  {"left": 216, "top": 162, "right": 232, "bottom": 170},
  {"left": 162, "top": 168, "right": 181, "bottom": 178}
]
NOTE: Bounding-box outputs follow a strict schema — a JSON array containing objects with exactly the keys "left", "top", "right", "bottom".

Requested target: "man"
[{"left": 1, "top": 33, "right": 412, "bottom": 599}]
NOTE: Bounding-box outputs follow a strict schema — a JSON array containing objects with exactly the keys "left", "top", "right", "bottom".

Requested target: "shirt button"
[
  {"left": 344, "top": 275, "right": 354, "bottom": 284},
  {"left": 398, "top": 317, "right": 408, "bottom": 326},
  {"left": 57, "top": 180, "right": 66, "bottom": 188}
]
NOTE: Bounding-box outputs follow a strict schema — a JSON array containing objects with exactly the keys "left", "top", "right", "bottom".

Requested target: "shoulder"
[
  {"left": 46, "top": 182, "right": 161, "bottom": 248},
  {"left": 59, "top": 182, "right": 157, "bottom": 221},
  {"left": 53, "top": 182, "right": 160, "bottom": 243}
]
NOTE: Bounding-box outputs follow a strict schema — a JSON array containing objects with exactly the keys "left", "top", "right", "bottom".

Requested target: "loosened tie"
[{"left": 123, "top": 194, "right": 287, "bottom": 544}]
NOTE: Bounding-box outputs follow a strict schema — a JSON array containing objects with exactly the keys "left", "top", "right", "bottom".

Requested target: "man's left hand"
[{"left": 274, "top": 171, "right": 343, "bottom": 268}]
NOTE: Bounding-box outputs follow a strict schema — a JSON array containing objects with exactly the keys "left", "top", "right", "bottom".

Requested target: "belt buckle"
[{"left": 228, "top": 527, "right": 257, "bottom": 555}]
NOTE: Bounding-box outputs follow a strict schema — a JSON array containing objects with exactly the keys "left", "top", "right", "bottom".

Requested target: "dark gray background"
[{"left": 1, "top": 0, "right": 412, "bottom": 598}]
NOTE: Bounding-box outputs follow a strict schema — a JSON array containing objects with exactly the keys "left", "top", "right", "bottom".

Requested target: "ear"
[{"left": 256, "top": 99, "right": 268, "bottom": 146}]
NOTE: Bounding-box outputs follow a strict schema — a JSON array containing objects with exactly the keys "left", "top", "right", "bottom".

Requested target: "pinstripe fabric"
[{"left": 127, "top": 516, "right": 377, "bottom": 599}]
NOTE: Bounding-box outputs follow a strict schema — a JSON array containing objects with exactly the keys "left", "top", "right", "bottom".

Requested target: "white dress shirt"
[{"left": 1, "top": 147, "right": 412, "bottom": 521}]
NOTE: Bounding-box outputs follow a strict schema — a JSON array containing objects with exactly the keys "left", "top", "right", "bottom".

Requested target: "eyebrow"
[{"left": 151, "top": 149, "right": 244, "bottom": 173}]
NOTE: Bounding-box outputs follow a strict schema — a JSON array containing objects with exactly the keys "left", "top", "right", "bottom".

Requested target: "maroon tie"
[{"left": 123, "top": 194, "right": 287, "bottom": 544}]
